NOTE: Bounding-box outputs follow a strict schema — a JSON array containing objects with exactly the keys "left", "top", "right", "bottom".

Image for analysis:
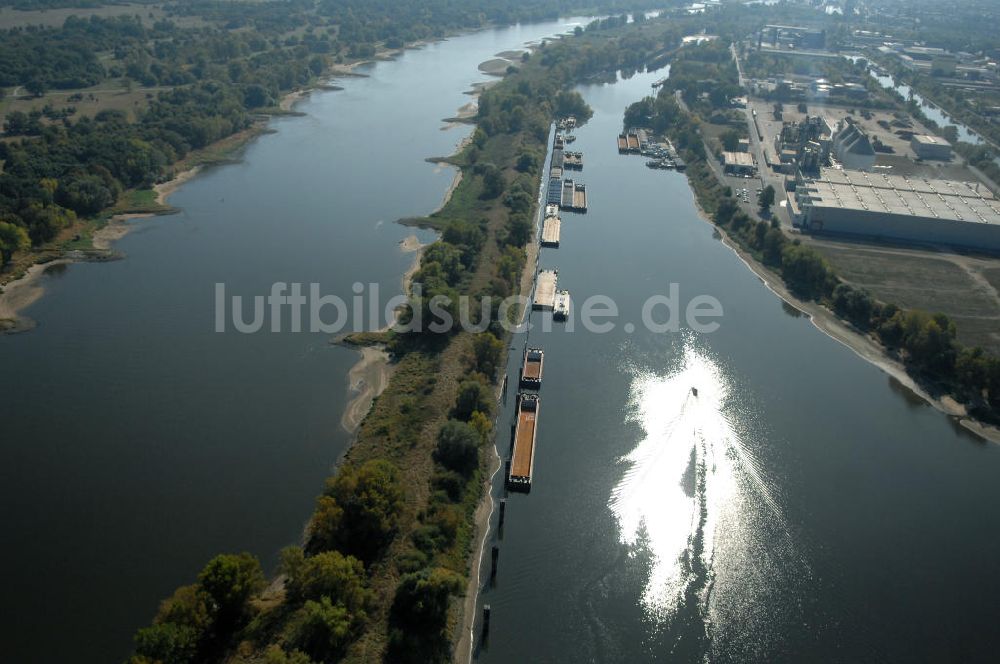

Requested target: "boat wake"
[{"left": 609, "top": 344, "right": 796, "bottom": 652}]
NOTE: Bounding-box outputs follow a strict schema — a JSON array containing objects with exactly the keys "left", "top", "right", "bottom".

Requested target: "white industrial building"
[
  {"left": 911, "top": 134, "right": 953, "bottom": 160},
  {"left": 794, "top": 168, "right": 1000, "bottom": 251},
  {"left": 831, "top": 120, "right": 876, "bottom": 171},
  {"left": 722, "top": 150, "right": 755, "bottom": 175}
]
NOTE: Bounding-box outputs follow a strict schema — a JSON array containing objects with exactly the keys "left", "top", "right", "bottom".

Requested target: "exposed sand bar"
[{"left": 341, "top": 346, "right": 394, "bottom": 432}]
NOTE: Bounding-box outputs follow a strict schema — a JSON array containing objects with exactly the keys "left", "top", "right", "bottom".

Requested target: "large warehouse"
[
  {"left": 794, "top": 168, "right": 1000, "bottom": 251},
  {"left": 910, "top": 134, "right": 953, "bottom": 160}
]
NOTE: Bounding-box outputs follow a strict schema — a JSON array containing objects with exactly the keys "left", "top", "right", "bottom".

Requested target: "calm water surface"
[
  {"left": 473, "top": 68, "right": 1000, "bottom": 663},
  {"left": 0, "top": 17, "right": 591, "bottom": 663}
]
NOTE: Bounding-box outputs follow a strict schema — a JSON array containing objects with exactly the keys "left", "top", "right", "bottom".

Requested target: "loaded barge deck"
[
  {"left": 533, "top": 269, "right": 558, "bottom": 310},
  {"left": 541, "top": 215, "right": 561, "bottom": 247},
  {"left": 559, "top": 179, "right": 587, "bottom": 212},
  {"left": 508, "top": 394, "right": 539, "bottom": 491}
]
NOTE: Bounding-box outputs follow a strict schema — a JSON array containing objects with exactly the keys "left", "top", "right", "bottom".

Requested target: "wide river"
[
  {"left": 3, "top": 18, "right": 1000, "bottom": 664},
  {"left": 0, "top": 17, "right": 592, "bottom": 663},
  {"left": 472, "top": 68, "right": 1000, "bottom": 662}
]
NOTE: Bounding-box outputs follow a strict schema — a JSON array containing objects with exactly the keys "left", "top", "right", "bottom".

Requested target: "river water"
[
  {"left": 472, "top": 67, "right": 1000, "bottom": 662},
  {"left": 0, "top": 17, "right": 592, "bottom": 664}
]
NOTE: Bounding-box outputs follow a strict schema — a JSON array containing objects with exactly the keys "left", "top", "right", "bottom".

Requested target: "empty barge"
[
  {"left": 508, "top": 394, "right": 539, "bottom": 491},
  {"left": 520, "top": 347, "right": 544, "bottom": 389}
]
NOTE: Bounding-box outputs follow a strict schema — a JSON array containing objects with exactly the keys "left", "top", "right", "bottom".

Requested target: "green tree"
[
  {"left": 197, "top": 552, "right": 264, "bottom": 629},
  {"left": 506, "top": 211, "right": 532, "bottom": 247},
  {"left": 133, "top": 622, "right": 200, "bottom": 664},
  {"left": 388, "top": 567, "right": 465, "bottom": 662},
  {"left": 720, "top": 129, "right": 741, "bottom": 151},
  {"left": 472, "top": 332, "right": 504, "bottom": 377},
  {"left": 286, "top": 597, "right": 354, "bottom": 661},
  {"left": 758, "top": 184, "right": 775, "bottom": 211},
  {"left": 480, "top": 164, "right": 504, "bottom": 199},
  {"left": 454, "top": 379, "right": 491, "bottom": 420},
  {"left": 283, "top": 547, "right": 369, "bottom": 613},
  {"left": 25, "top": 78, "right": 47, "bottom": 97},
  {"left": 780, "top": 243, "right": 831, "bottom": 299},
  {"left": 262, "top": 645, "right": 315, "bottom": 664},
  {"left": 310, "top": 460, "right": 403, "bottom": 562},
  {"left": 435, "top": 419, "right": 482, "bottom": 475},
  {"left": 0, "top": 221, "right": 30, "bottom": 265},
  {"left": 515, "top": 150, "right": 538, "bottom": 173},
  {"left": 56, "top": 175, "right": 116, "bottom": 215}
]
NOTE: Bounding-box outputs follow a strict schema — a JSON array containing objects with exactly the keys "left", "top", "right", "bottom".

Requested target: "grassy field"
[
  {"left": 0, "top": 84, "right": 164, "bottom": 126},
  {"left": 808, "top": 238, "right": 1000, "bottom": 353},
  {"left": 0, "top": 4, "right": 206, "bottom": 30}
]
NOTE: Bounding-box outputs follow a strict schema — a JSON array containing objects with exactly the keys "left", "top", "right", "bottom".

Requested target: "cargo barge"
[
  {"left": 533, "top": 269, "right": 558, "bottom": 310},
  {"left": 541, "top": 215, "right": 561, "bottom": 247},
  {"left": 508, "top": 394, "right": 539, "bottom": 491},
  {"left": 519, "top": 347, "right": 544, "bottom": 389},
  {"left": 546, "top": 178, "right": 562, "bottom": 206}
]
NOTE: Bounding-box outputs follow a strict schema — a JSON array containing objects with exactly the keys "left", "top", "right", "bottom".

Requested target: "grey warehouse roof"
[{"left": 801, "top": 168, "right": 1000, "bottom": 225}]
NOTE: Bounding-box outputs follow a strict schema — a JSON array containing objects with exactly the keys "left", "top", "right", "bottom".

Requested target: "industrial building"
[
  {"left": 774, "top": 115, "right": 834, "bottom": 174},
  {"left": 793, "top": 168, "right": 1000, "bottom": 251},
  {"left": 722, "top": 151, "right": 755, "bottom": 176},
  {"left": 761, "top": 24, "right": 826, "bottom": 50},
  {"left": 911, "top": 134, "right": 953, "bottom": 160},
  {"left": 831, "top": 120, "right": 876, "bottom": 171}
]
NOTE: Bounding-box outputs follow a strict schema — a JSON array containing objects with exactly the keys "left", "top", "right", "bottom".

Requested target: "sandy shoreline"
[
  {"left": 0, "top": 162, "right": 203, "bottom": 331},
  {"left": 339, "top": 233, "right": 427, "bottom": 432},
  {"left": 341, "top": 346, "right": 394, "bottom": 432},
  {"left": 697, "top": 202, "right": 1000, "bottom": 444}
]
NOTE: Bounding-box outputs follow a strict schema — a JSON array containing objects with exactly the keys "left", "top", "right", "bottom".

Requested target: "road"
[{"left": 730, "top": 43, "right": 793, "bottom": 228}]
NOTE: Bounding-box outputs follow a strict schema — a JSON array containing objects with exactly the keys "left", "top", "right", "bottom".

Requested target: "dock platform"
[
  {"left": 520, "top": 348, "right": 544, "bottom": 389},
  {"left": 541, "top": 216, "right": 561, "bottom": 247},
  {"left": 533, "top": 269, "right": 558, "bottom": 310},
  {"left": 508, "top": 394, "right": 539, "bottom": 491}
]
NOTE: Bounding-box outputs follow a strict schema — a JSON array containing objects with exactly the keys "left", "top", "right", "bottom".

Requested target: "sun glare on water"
[{"left": 609, "top": 346, "right": 782, "bottom": 625}]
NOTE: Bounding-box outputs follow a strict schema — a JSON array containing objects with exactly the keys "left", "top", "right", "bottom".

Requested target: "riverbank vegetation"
[
  {"left": 0, "top": 0, "right": 666, "bottom": 282},
  {"left": 126, "top": 11, "right": 680, "bottom": 664},
  {"left": 625, "top": 39, "right": 1000, "bottom": 425}
]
